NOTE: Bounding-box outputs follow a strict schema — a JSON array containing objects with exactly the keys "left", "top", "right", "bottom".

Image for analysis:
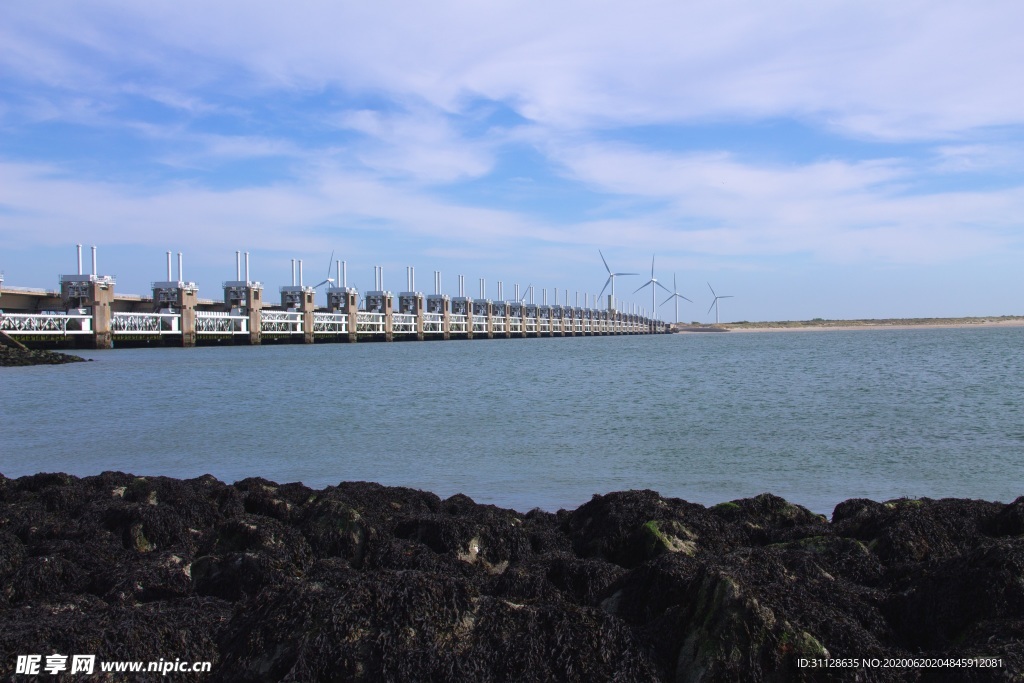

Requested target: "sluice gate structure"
[{"left": 0, "top": 248, "right": 669, "bottom": 349}]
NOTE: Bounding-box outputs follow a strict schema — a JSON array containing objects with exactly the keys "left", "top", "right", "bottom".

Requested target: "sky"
[{"left": 1, "top": 1, "right": 1022, "bottom": 322}]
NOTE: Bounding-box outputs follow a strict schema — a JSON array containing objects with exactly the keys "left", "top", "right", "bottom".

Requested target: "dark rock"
[
  {"left": 564, "top": 490, "right": 739, "bottom": 567},
  {"left": 883, "top": 538, "right": 1024, "bottom": 650},
  {"left": 0, "top": 472, "right": 1021, "bottom": 682},
  {"left": 987, "top": 495, "right": 1024, "bottom": 537},
  {"left": 0, "top": 595, "right": 230, "bottom": 675},
  {"left": 300, "top": 496, "right": 374, "bottom": 566},
  {"left": 191, "top": 551, "right": 303, "bottom": 602},
  {"left": 710, "top": 492, "right": 829, "bottom": 544},
  {"left": 392, "top": 504, "right": 531, "bottom": 574},
  {"left": 832, "top": 497, "right": 1003, "bottom": 563},
  {"left": 0, "top": 345, "right": 89, "bottom": 366}
]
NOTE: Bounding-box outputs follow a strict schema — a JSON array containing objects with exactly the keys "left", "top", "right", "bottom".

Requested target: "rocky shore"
[
  {"left": 1, "top": 473, "right": 1021, "bottom": 681},
  {"left": 0, "top": 345, "right": 87, "bottom": 367}
]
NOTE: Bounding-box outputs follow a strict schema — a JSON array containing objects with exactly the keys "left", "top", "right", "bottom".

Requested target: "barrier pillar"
[
  {"left": 473, "top": 299, "right": 492, "bottom": 339},
  {"left": 225, "top": 280, "right": 264, "bottom": 345},
  {"left": 366, "top": 291, "right": 394, "bottom": 341},
  {"left": 328, "top": 287, "right": 359, "bottom": 342},
  {"left": 399, "top": 291, "right": 425, "bottom": 341},
  {"left": 281, "top": 284, "right": 316, "bottom": 343},
  {"left": 61, "top": 274, "right": 115, "bottom": 349}
]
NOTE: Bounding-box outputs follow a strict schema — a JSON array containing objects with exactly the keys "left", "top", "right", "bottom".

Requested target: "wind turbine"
[
  {"left": 661, "top": 273, "right": 693, "bottom": 324},
  {"left": 633, "top": 255, "right": 671, "bottom": 322},
  {"left": 597, "top": 250, "right": 637, "bottom": 311},
  {"left": 706, "top": 282, "right": 734, "bottom": 324},
  {"left": 311, "top": 249, "right": 335, "bottom": 289}
]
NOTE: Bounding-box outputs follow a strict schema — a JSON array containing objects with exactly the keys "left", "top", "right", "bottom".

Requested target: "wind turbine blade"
[
  {"left": 661, "top": 294, "right": 674, "bottom": 306},
  {"left": 599, "top": 249, "right": 611, "bottom": 275},
  {"left": 656, "top": 281, "right": 672, "bottom": 294},
  {"left": 597, "top": 277, "right": 611, "bottom": 301},
  {"left": 707, "top": 300, "right": 717, "bottom": 315},
  {"left": 614, "top": 272, "right": 638, "bottom": 277},
  {"left": 707, "top": 282, "right": 717, "bottom": 297},
  {"left": 633, "top": 281, "right": 652, "bottom": 294},
  {"left": 720, "top": 295, "right": 734, "bottom": 299},
  {"left": 673, "top": 273, "right": 678, "bottom": 290},
  {"left": 682, "top": 295, "right": 693, "bottom": 303},
  {"left": 325, "top": 250, "right": 335, "bottom": 280},
  {"left": 650, "top": 254, "right": 656, "bottom": 278}
]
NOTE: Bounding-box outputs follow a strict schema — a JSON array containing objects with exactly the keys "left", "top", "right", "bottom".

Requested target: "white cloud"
[
  {"left": 333, "top": 108, "right": 494, "bottom": 183},
  {"left": 0, "top": 160, "right": 555, "bottom": 254},
  {"left": 930, "top": 144, "right": 1024, "bottom": 174},
  {"left": 546, "top": 141, "right": 1023, "bottom": 263},
  {"left": 4, "top": 1, "right": 1023, "bottom": 138},
  {"left": 119, "top": 85, "right": 228, "bottom": 116}
]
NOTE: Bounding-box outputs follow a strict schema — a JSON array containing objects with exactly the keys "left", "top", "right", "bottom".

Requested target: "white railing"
[
  {"left": 357, "top": 312, "right": 386, "bottom": 334},
  {"left": 111, "top": 312, "right": 179, "bottom": 335},
  {"left": 313, "top": 312, "right": 348, "bottom": 334},
  {"left": 196, "top": 311, "right": 248, "bottom": 335},
  {"left": 423, "top": 312, "right": 444, "bottom": 334},
  {"left": 493, "top": 318, "right": 506, "bottom": 334},
  {"left": 472, "top": 317, "right": 487, "bottom": 334},
  {"left": 525, "top": 318, "right": 537, "bottom": 334},
  {"left": 449, "top": 314, "right": 467, "bottom": 333},
  {"left": 0, "top": 313, "right": 93, "bottom": 335},
  {"left": 575, "top": 320, "right": 583, "bottom": 333},
  {"left": 539, "top": 319, "right": 550, "bottom": 333},
  {"left": 262, "top": 311, "right": 303, "bottom": 334},
  {"left": 584, "top": 319, "right": 592, "bottom": 333},
  {"left": 509, "top": 317, "right": 523, "bottom": 333},
  {"left": 393, "top": 313, "right": 416, "bottom": 334}
]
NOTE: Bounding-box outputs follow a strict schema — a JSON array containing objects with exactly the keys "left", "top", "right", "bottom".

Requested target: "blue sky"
[{"left": 1, "top": 1, "right": 1022, "bottom": 322}]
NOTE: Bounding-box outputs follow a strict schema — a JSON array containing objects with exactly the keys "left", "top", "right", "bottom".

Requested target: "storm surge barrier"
[{"left": 0, "top": 248, "right": 667, "bottom": 349}]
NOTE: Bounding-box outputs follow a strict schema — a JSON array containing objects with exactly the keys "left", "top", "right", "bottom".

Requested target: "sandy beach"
[{"left": 676, "top": 316, "right": 1024, "bottom": 333}]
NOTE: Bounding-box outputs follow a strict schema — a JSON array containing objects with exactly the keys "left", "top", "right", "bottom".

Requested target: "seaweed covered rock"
[
  {"left": 0, "top": 473, "right": 1021, "bottom": 682},
  {"left": 832, "top": 497, "right": 1003, "bottom": 563},
  {"left": 0, "top": 345, "right": 88, "bottom": 366},
  {"left": 883, "top": 538, "right": 1024, "bottom": 652},
  {"left": 987, "top": 496, "right": 1024, "bottom": 537},
  {"left": 392, "top": 499, "right": 531, "bottom": 575},
  {"left": 563, "top": 490, "right": 739, "bottom": 567},
  {"left": 709, "top": 493, "right": 828, "bottom": 544}
]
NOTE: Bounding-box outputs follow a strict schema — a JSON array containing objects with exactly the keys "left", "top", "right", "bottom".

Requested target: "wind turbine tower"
[
  {"left": 597, "top": 250, "right": 637, "bottom": 313},
  {"left": 633, "top": 255, "right": 671, "bottom": 322},
  {"left": 661, "top": 273, "right": 693, "bottom": 324},
  {"left": 707, "top": 282, "right": 734, "bottom": 324}
]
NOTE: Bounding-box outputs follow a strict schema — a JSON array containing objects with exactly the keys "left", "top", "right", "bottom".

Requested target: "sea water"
[{"left": 2, "top": 327, "right": 1021, "bottom": 515}]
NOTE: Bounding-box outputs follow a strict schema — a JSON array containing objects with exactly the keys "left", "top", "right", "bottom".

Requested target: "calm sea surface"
[{"left": 2, "top": 328, "right": 1022, "bottom": 515}]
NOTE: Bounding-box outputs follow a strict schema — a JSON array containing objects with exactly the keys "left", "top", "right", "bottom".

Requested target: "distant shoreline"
[{"left": 673, "top": 315, "right": 1024, "bottom": 333}]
